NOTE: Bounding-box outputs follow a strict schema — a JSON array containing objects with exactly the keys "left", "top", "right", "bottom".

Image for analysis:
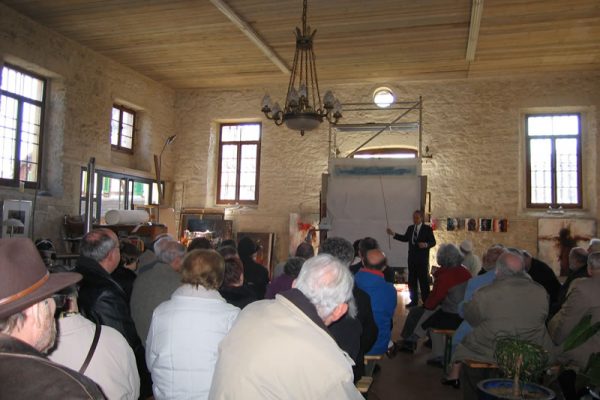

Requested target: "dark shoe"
[
  {"left": 405, "top": 301, "right": 418, "bottom": 308},
  {"left": 426, "top": 357, "right": 443, "bottom": 368},
  {"left": 398, "top": 340, "right": 417, "bottom": 353},
  {"left": 386, "top": 343, "right": 398, "bottom": 359},
  {"left": 441, "top": 378, "right": 460, "bottom": 389}
]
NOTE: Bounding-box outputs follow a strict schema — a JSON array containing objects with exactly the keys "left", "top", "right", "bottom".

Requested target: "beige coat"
[
  {"left": 548, "top": 274, "right": 600, "bottom": 370},
  {"left": 453, "top": 274, "right": 556, "bottom": 364},
  {"left": 208, "top": 294, "right": 363, "bottom": 400}
]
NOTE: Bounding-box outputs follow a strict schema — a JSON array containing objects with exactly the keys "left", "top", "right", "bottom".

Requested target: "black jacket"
[
  {"left": 0, "top": 333, "right": 105, "bottom": 399},
  {"left": 528, "top": 257, "right": 561, "bottom": 306},
  {"left": 240, "top": 257, "right": 269, "bottom": 300},
  {"left": 76, "top": 256, "right": 141, "bottom": 351},
  {"left": 219, "top": 285, "right": 257, "bottom": 309},
  {"left": 393, "top": 224, "right": 436, "bottom": 265},
  {"left": 329, "top": 286, "right": 378, "bottom": 381}
]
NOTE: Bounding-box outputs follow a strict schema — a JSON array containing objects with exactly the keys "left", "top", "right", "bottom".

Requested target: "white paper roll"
[{"left": 105, "top": 209, "right": 150, "bottom": 225}]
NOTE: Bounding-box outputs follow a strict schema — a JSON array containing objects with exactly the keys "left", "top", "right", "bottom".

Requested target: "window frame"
[
  {"left": 216, "top": 122, "right": 262, "bottom": 205},
  {"left": 110, "top": 104, "right": 136, "bottom": 154},
  {"left": 0, "top": 63, "right": 47, "bottom": 189},
  {"left": 525, "top": 113, "right": 583, "bottom": 209},
  {"left": 79, "top": 167, "right": 163, "bottom": 223}
]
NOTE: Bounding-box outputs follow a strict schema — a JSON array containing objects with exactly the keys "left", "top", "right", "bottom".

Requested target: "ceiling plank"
[
  {"left": 209, "top": 0, "right": 290, "bottom": 75},
  {"left": 466, "top": 0, "right": 484, "bottom": 61}
]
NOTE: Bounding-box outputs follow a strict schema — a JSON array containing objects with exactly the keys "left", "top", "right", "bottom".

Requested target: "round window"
[{"left": 373, "top": 88, "right": 395, "bottom": 108}]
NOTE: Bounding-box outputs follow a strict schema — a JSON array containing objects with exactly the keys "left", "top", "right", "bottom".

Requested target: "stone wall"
[
  {"left": 0, "top": 3, "right": 176, "bottom": 249},
  {"left": 173, "top": 73, "right": 600, "bottom": 268}
]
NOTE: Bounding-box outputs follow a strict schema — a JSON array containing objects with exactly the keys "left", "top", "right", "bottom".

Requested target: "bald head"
[
  {"left": 495, "top": 251, "right": 525, "bottom": 278},
  {"left": 365, "top": 249, "right": 386, "bottom": 271}
]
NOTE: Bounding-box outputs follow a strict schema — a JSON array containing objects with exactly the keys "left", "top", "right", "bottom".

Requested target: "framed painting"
[
  {"left": 289, "top": 213, "right": 320, "bottom": 257},
  {"left": 538, "top": 218, "right": 595, "bottom": 276},
  {"left": 1, "top": 200, "right": 32, "bottom": 238}
]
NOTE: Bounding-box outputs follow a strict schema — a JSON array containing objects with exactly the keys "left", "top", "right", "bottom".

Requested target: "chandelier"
[{"left": 261, "top": 0, "right": 342, "bottom": 136}]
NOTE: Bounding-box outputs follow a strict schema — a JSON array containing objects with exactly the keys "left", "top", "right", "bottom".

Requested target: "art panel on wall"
[
  {"left": 538, "top": 218, "right": 596, "bottom": 276},
  {"left": 289, "top": 213, "right": 320, "bottom": 258}
]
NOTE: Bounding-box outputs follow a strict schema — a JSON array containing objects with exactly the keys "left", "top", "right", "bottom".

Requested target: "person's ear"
[
  {"left": 330, "top": 303, "right": 348, "bottom": 324},
  {"left": 291, "top": 278, "right": 297, "bottom": 288}
]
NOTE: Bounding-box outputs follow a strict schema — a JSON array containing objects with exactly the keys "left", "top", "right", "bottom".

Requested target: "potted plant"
[
  {"left": 477, "top": 336, "right": 555, "bottom": 400},
  {"left": 561, "top": 315, "right": 600, "bottom": 398}
]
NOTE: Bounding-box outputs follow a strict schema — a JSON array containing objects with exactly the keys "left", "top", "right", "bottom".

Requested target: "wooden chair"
[
  {"left": 356, "top": 376, "right": 373, "bottom": 394},
  {"left": 363, "top": 354, "right": 384, "bottom": 377}
]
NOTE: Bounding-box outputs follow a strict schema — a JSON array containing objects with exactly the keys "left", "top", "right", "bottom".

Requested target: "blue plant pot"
[{"left": 477, "top": 379, "right": 555, "bottom": 400}]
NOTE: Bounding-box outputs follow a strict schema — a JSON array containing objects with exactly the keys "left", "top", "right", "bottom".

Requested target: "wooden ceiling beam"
[
  {"left": 209, "top": 0, "right": 290, "bottom": 75},
  {"left": 466, "top": 0, "right": 484, "bottom": 62}
]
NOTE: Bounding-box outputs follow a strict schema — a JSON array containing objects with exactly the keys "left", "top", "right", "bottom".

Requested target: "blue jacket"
[{"left": 355, "top": 270, "right": 397, "bottom": 354}]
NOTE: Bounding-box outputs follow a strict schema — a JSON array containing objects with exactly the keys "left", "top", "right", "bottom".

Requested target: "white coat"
[{"left": 146, "top": 285, "right": 239, "bottom": 400}]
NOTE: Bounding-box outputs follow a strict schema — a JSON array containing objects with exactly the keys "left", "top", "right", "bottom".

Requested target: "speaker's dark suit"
[{"left": 393, "top": 224, "right": 436, "bottom": 303}]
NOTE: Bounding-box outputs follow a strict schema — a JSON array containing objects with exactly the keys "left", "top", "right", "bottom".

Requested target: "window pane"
[
  {"left": 240, "top": 124, "right": 261, "bottom": 141},
  {"left": 219, "top": 144, "right": 238, "bottom": 200},
  {"left": 221, "top": 125, "right": 241, "bottom": 142},
  {"left": 0, "top": 95, "right": 18, "bottom": 179},
  {"left": 239, "top": 144, "right": 257, "bottom": 200},
  {"left": 556, "top": 138, "right": 579, "bottom": 204},
  {"left": 1, "top": 66, "right": 44, "bottom": 101},
  {"left": 110, "top": 119, "right": 120, "bottom": 145},
  {"left": 528, "top": 115, "right": 578, "bottom": 136},
  {"left": 100, "top": 177, "right": 127, "bottom": 220},
  {"left": 122, "top": 111, "right": 134, "bottom": 126},
  {"left": 529, "top": 138, "right": 552, "bottom": 204},
  {"left": 132, "top": 181, "right": 150, "bottom": 206}
]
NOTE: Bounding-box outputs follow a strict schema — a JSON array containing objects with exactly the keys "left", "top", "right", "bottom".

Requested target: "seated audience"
[
  {"left": 350, "top": 237, "right": 379, "bottom": 275},
  {"left": 587, "top": 238, "right": 600, "bottom": 253},
  {"left": 0, "top": 238, "right": 104, "bottom": 399},
  {"left": 398, "top": 243, "right": 471, "bottom": 353},
  {"left": 147, "top": 249, "right": 239, "bottom": 400},
  {"left": 76, "top": 228, "right": 152, "bottom": 398},
  {"left": 137, "top": 234, "right": 174, "bottom": 275},
  {"left": 523, "top": 250, "right": 561, "bottom": 307},
  {"left": 219, "top": 254, "right": 257, "bottom": 309},
  {"left": 459, "top": 240, "right": 481, "bottom": 276},
  {"left": 548, "top": 252, "right": 600, "bottom": 399},
  {"left": 48, "top": 265, "right": 140, "bottom": 400},
  {"left": 238, "top": 236, "right": 270, "bottom": 299},
  {"left": 187, "top": 237, "right": 212, "bottom": 252},
  {"left": 451, "top": 245, "right": 506, "bottom": 352},
  {"left": 550, "top": 247, "right": 589, "bottom": 317},
  {"left": 272, "top": 242, "right": 314, "bottom": 278},
  {"left": 321, "top": 237, "right": 378, "bottom": 381},
  {"left": 355, "top": 248, "right": 397, "bottom": 355},
  {"left": 209, "top": 254, "right": 362, "bottom": 399},
  {"left": 131, "top": 241, "right": 186, "bottom": 343},
  {"left": 111, "top": 240, "right": 142, "bottom": 303},
  {"left": 265, "top": 257, "right": 304, "bottom": 299},
  {"left": 444, "top": 250, "right": 555, "bottom": 389}
]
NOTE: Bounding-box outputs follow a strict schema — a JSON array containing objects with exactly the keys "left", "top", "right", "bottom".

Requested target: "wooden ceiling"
[{"left": 3, "top": 0, "right": 600, "bottom": 89}]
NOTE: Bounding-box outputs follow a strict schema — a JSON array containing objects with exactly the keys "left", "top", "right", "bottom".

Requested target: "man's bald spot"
[{"left": 366, "top": 248, "right": 385, "bottom": 266}]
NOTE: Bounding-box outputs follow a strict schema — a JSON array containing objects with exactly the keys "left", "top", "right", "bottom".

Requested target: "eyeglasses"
[{"left": 51, "top": 294, "right": 69, "bottom": 309}]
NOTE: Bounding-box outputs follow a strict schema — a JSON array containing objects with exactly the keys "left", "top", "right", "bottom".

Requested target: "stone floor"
[{"left": 365, "top": 285, "right": 462, "bottom": 400}]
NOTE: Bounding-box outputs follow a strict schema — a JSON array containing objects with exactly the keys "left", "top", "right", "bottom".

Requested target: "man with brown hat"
[{"left": 0, "top": 238, "right": 105, "bottom": 399}]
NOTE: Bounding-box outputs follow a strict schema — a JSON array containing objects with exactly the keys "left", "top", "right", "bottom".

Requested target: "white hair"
[
  {"left": 154, "top": 236, "right": 174, "bottom": 260},
  {"left": 588, "top": 238, "right": 600, "bottom": 254},
  {"left": 159, "top": 241, "right": 186, "bottom": 265},
  {"left": 294, "top": 254, "right": 355, "bottom": 321},
  {"left": 588, "top": 252, "right": 600, "bottom": 271}
]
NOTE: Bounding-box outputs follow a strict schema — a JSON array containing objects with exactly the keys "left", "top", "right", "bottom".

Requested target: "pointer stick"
[{"left": 379, "top": 176, "right": 391, "bottom": 250}]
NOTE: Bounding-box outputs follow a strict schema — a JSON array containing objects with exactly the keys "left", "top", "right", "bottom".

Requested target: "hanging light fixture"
[{"left": 261, "top": 0, "right": 342, "bottom": 136}]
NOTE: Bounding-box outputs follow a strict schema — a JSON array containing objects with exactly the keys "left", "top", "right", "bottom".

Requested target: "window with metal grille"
[
  {"left": 110, "top": 104, "right": 136, "bottom": 153},
  {"left": 526, "top": 114, "right": 582, "bottom": 208},
  {"left": 217, "top": 123, "right": 261, "bottom": 205},
  {"left": 0, "top": 64, "right": 46, "bottom": 187}
]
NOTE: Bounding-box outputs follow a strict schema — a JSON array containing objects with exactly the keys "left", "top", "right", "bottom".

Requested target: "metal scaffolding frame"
[{"left": 328, "top": 96, "right": 423, "bottom": 159}]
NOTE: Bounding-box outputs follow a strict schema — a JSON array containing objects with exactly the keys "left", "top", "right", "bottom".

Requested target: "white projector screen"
[{"left": 326, "top": 175, "right": 422, "bottom": 268}]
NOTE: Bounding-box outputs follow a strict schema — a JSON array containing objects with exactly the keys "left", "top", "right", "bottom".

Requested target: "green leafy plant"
[
  {"left": 494, "top": 337, "right": 549, "bottom": 398},
  {"left": 563, "top": 314, "right": 600, "bottom": 390}
]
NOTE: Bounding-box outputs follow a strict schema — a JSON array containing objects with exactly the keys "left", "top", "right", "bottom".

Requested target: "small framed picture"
[
  {"left": 493, "top": 218, "right": 509, "bottom": 232},
  {"left": 1, "top": 200, "right": 32, "bottom": 238},
  {"left": 466, "top": 218, "right": 477, "bottom": 232},
  {"left": 479, "top": 218, "right": 493, "bottom": 232}
]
